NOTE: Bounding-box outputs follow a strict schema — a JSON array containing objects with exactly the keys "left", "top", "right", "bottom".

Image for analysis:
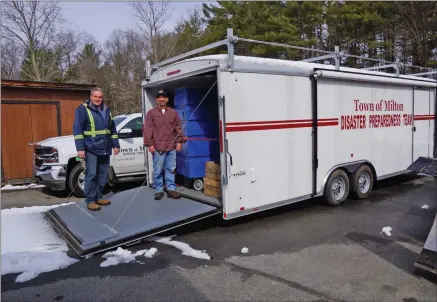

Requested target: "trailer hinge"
[
  {"left": 314, "top": 158, "right": 318, "bottom": 169},
  {"left": 223, "top": 175, "right": 228, "bottom": 185},
  {"left": 220, "top": 95, "right": 225, "bottom": 105}
]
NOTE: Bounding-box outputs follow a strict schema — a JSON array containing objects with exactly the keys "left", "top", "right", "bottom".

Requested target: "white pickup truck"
[{"left": 32, "top": 113, "right": 147, "bottom": 197}]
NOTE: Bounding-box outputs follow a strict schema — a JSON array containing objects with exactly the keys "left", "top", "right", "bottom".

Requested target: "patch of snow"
[
  {"left": 381, "top": 226, "right": 393, "bottom": 237},
  {"left": 151, "top": 236, "right": 211, "bottom": 260},
  {"left": 421, "top": 205, "right": 429, "bottom": 210},
  {"left": 1, "top": 203, "right": 78, "bottom": 283},
  {"left": 100, "top": 247, "right": 158, "bottom": 268},
  {"left": 241, "top": 247, "right": 249, "bottom": 254},
  {"left": 1, "top": 183, "right": 45, "bottom": 191}
]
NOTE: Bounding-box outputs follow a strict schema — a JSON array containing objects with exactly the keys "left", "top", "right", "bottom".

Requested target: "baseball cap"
[{"left": 156, "top": 89, "right": 168, "bottom": 98}]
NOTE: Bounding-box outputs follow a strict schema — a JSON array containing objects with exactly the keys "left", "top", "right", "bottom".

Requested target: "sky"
[{"left": 61, "top": 1, "right": 209, "bottom": 46}]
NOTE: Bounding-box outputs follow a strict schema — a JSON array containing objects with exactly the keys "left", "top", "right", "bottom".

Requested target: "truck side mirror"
[
  {"left": 119, "top": 128, "right": 132, "bottom": 134},
  {"left": 118, "top": 128, "right": 133, "bottom": 138}
]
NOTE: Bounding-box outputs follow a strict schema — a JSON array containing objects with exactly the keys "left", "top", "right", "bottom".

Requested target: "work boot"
[
  {"left": 167, "top": 190, "right": 181, "bottom": 199},
  {"left": 155, "top": 192, "right": 164, "bottom": 200},
  {"left": 96, "top": 199, "right": 111, "bottom": 206},
  {"left": 87, "top": 202, "right": 101, "bottom": 211}
]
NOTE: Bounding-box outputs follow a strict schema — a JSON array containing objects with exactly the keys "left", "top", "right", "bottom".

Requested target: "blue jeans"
[
  {"left": 84, "top": 153, "right": 110, "bottom": 203},
  {"left": 153, "top": 150, "right": 177, "bottom": 192}
]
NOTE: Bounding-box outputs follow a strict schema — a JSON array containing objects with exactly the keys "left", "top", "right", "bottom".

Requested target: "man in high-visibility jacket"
[{"left": 73, "top": 87, "right": 120, "bottom": 211}]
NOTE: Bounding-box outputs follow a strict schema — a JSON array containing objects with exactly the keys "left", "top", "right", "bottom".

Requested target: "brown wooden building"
[{"left": 1, "top": 79, "right": 95, "bottom": 182}]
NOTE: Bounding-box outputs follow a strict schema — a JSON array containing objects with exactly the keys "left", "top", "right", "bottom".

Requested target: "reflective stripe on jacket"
[{"left": 73, "top": 99, "right": 120, "bottom": 156}]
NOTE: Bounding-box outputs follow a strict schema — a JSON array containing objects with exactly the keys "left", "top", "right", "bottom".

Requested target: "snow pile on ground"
[
  {"left": 1, "top": 204, "right": 79, "bottom": 283},
  {"left": 381, "top": 226, "right": 393, "bottom": 237},
  {"left": 100, "top": 247, "right": 158, "bottom": 267},
  {"left": 1, "top": 183, "right": 45, "bottom": 191},
  {"left": 151, "top": 236, "right": 211, "bottom": 260},
  {"left": 421, "top": 205, "right": 429, "bottom": 210}
]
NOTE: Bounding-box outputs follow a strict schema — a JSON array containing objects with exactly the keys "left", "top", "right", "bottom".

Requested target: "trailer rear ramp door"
[
  {"left": 45, "top": 186, "right": 220, "bottom": 257},
  {"left": 408, "top": 157, "right": 437, "bottom": 177}
]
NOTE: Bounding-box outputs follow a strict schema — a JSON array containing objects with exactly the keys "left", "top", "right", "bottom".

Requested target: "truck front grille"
[
  {"left": 33, "top": 145, "right": 58, "bottom": 168},
  {"left": 34, "top": 159, "right": 44, "bottom": 168}
]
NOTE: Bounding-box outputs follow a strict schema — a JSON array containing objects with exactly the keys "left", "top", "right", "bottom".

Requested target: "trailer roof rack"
[{"left": 145, "top": 28, "right": 437, "bottom": 80}]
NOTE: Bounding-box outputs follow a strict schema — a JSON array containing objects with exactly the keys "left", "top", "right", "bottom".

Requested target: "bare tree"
[
  {"left": 130, "top": 2, "right": 169, "bottom": 34},
  {"left": 101, "top": 29, "right": 147, "bottom": 114},
  {"left": 55, "top": 29, "right": 81, "bottom": 79},
  {"left": 129, "top": 1, "right": 177, "bottom": 63},
  {"left": 1, "top": 1, "right": 67, "bottom": 81},
  {"left": 1, "top": 39, "right": 23, "bottom": 79}
]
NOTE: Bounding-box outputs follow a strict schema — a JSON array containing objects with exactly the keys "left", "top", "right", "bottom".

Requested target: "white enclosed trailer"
[
  {"left": 142, "top": 51, "right": 436, "bottom": 221},
  {"left": 46, "top": 29, "right": 437, "bottom": 258}
]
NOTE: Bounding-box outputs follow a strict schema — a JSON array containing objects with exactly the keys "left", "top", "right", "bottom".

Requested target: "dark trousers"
[{"left": 84, "top": 153, "right": 110, "bottom": 204}]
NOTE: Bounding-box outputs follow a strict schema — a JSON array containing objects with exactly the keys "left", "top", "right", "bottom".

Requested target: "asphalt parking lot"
[{"left": 2, "top": 174, "right": 437, "bottom": 301}]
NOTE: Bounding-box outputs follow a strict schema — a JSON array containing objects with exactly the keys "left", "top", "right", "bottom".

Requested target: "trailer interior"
[
  {"left": 143, "top": 70, "right": 222, "bottom": 208},
  {"left": 44, "top": 70, "right": 223, "bottom": 258}
]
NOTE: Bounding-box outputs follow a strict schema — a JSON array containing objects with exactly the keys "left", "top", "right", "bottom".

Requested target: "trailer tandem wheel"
[
  {"left": 350, "top": 164, "right": 374, "bottom": 199},
  {"left": 324, "top": 169, "right": 350, "bottom": 206}
]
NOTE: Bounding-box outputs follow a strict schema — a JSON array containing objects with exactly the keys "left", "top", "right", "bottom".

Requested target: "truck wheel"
[
  {"left": 324, "top": 169, "right": 350, "bottom": 206},
  {"left": 350, "top": 164, "right": 374, "bottom": 199},
  {"left": 193, "top": 179, "right": 204, "bottom": 191},
  {"left": 108, "top": 167, "right": 116, "bottom": 187},
  {"left": 68, "top": 163, "right": 85, "bottom": 198}
]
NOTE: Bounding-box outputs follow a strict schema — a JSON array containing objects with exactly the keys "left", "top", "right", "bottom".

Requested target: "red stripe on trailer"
[
  {"left": 414, "top": 115, "right": 435, "bottom": 121},
  {"left": 227, "top": 118, "right": 337, "bottom": 126},
  {"left": 226, "top": 119, "right": 338, "bottom": 132},
  {"left": 219, "top": 120, "right": 223, "bottom": 153}
]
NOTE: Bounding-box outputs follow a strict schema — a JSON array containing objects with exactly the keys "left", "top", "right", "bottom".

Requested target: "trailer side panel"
[
  {"left": 317, "top": 78, "right": 416, "bottom": 182},
  {"left": 219, "top": 72, "right": 315, "bottom": 217}
]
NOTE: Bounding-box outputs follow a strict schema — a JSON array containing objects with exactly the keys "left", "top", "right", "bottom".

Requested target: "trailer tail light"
[
  {"left": 167, "top": 69, "right": 180, "bottom": 77},
  {"left": 240, "top": 207, "right": 245, "bottom": 211}
]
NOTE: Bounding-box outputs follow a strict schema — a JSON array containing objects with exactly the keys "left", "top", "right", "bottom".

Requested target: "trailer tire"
[
  {"left": 350, "top": 164, "right": 374, "bottom": 199},
  {"left": 324, "top": 169, "right": 350, "bottom": 206},
  {"left": 68, "top": 163, "right": 85, "bottom": 198}
]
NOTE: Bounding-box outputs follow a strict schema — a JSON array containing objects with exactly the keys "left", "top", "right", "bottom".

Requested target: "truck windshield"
[{"left": 113, "top": 116, "right": 127, "bottom": 127}]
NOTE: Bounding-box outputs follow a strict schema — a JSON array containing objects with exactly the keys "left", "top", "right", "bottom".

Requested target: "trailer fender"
[{"left": 320, "top": 160, "right": 376, "bottom": 195}]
